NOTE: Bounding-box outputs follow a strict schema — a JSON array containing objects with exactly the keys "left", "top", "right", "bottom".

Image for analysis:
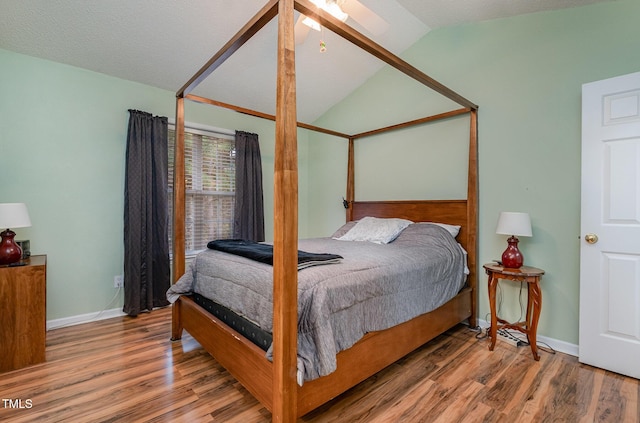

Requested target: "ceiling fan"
[{"left": 294, "top": 0, "right": 389, "bottom": 45}]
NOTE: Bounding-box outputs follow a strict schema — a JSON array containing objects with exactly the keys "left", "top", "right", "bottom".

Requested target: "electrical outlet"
[
  {"left": 114, "top": 275, "right": 124, "bottom": 288},
  {"left": 496, "top": 331, "right": 520, "bottom": 347}
]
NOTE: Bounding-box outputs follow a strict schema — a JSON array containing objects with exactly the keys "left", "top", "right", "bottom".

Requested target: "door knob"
[{"left": 584, "top": 233, "right": 599, "bottom": 244}]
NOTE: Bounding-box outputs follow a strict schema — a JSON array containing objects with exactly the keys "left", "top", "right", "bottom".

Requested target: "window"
[{"left": 168, "top": 124, "right": 235, "bottom": 255}]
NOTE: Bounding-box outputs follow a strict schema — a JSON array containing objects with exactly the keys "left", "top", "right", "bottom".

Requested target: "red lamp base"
[
  {"left": 0, "top": 229, "right": 23, "bottom": 265},
  {"left": 501, "top": 235, "right": 524, "bottom": 268}
]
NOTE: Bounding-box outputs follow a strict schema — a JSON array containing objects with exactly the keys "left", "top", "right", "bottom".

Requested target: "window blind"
[{"left": 168, "top": 127, "right": 235, "bottom": 255}]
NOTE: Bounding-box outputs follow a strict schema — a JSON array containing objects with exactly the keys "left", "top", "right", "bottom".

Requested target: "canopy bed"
[{"left": 169, "top": 0, "right": 479, "bottom": 421}]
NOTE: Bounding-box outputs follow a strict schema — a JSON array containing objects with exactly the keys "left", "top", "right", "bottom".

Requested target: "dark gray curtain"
[
  {"left": 233, "top": 131, "right": 265, "bottom": 241},
  {"left": 123, "top": 110, "right": 170, "bottom": 316}
]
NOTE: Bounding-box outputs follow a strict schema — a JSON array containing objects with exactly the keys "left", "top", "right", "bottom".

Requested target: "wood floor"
[{"left": 0, "top": 307, "right": 638, "bottom": 422}]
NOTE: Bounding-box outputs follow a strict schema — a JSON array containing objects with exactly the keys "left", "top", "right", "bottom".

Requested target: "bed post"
[
  {"left": 346, "top": 137, "right": 355, "bottom": 222},
  {"left": 171, "top": 95, "right": 186, "bottom": 340},
  {"left": 172, "top": 96, "right": 186, "bottom": 282},
  {"left": 273, "top": 0, "right": 298, "bottom": 421},
  {"left": 170, "top": 0, "right": 479, "bottom": 416},
  {"left": 467, "top": 108, "right": 478, "bottom": 328}
]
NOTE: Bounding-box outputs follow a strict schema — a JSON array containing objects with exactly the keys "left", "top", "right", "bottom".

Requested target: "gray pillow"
[{"left": 333, "top": 216, "right": 412, "bottom": 244}]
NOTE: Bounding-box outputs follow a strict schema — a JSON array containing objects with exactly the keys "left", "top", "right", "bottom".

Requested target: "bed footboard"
[{"left": 171, "top": 286, "right": 472, "bottom": 417}]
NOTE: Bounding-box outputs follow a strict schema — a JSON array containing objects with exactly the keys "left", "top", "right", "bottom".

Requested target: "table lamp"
[
  {"left": 0, "top": 203, "right": 32, "bottom": 265},
  {"left": 495, "top": 211, "right": 532, "bottom": 269}
]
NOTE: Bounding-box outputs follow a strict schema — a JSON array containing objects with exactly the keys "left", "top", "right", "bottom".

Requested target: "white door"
[{"left": 580, "top": 71, "right": 640, "bottom": 379}]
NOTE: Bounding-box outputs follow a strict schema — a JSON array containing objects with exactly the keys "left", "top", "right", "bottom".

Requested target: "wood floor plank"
[
  {"left": 595, "top": 371, "right": 635, "bottom": 422},
  {"left": 431, "top": 379, "right": 487, "bottom": 423},
  {"left": 1, "top": 307, "right": 638, "bottom": 422},
  {"left": 508, "top": 351, "right": 564, "bottom": 422},
  {"left": 498, "top": 353, "right": 548, "bottom": 416},
  {"left": 620, "top": 376, "right": 640, "bottom": 423}
]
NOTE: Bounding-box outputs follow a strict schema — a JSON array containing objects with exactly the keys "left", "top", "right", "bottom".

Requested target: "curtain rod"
[{"left": 167, "top": 118, "right": 235, "bottom": 137}]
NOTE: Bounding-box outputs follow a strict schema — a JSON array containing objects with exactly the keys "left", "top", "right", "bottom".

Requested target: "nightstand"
[
  {"left": 483, "top": 263, "right": 545, "bottom": 360},
  {"left": 0, "top": 255, "right": 47, "bottom": 372}
]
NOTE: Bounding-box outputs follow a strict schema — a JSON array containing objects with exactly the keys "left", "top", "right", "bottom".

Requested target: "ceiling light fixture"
[
  {"left": 302, "top": 0, "right": 349, "bottom": 32},
  {"left": 301, "top": 16, "right": 321, "bottom": 31}
]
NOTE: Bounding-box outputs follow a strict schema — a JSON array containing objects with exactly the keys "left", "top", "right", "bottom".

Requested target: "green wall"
[
  {"left": 2, "top": 0, "right": 639, "bottom": 345},
  {"left": 0, "top": 49, "right": 310, "bottom": 321},
  {"left": 307, "top": 0, "right": 640, "bottom": 346}
]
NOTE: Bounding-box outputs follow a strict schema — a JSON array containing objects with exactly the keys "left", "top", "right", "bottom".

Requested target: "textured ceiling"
[
  {"left": 397, "top": 0, "right": 611, "bottom": 29},
  {"left": 0, "top": 0, "right": 613, "bottom": 122}
]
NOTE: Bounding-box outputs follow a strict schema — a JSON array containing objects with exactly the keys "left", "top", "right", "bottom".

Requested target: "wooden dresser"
[{"left": 0, "top": 255, "right": 46, "bottom": 373}]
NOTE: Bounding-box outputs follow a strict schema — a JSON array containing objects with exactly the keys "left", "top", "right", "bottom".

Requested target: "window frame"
[{"left": 168, "top": 121, "right": 236, "bottom": 258}]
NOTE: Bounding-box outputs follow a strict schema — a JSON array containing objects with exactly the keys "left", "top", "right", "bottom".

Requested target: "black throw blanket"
[{"left": 207, "top": 239, "right": 342, "bottom": 270}]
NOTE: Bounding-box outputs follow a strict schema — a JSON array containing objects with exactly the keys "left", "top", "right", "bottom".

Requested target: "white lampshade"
[
  {"left": 0, "top": 203, "right": 32, "bottom": 229},
  {"left": 496, "top": 212, "right": 532, "bottom": 237}
]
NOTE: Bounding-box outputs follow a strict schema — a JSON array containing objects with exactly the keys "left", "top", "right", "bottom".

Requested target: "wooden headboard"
[
  {"left": 350, "top": 199, "right": 470, "bottom": 252},
  {"left": 351, "top": 199, "right": 476, "bottom": 299}
]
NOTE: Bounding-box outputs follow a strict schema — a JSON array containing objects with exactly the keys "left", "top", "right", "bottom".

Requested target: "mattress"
[
  {"left": 167, "top": 222, "right": 466, "bottom": 382},
  {"left": 192, "top": 292, "right": 272, "bottom": 351}
]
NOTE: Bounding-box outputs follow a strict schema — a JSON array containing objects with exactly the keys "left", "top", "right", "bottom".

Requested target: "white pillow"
[
  {"left": 420, "top": 222, "right": 461, "bottom": 238},
  {"left": 334, "top": 216, "right": 413, "bottom": 244}
]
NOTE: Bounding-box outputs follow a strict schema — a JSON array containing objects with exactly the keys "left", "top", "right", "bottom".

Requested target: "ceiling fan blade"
[
  {"left": 341, "top": 0, "right": 389, "bottom": 36},
  {"left": 295, "top": 14, "right": 312, "bottom": 44}
]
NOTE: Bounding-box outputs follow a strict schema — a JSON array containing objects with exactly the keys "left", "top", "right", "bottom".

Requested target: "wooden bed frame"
[
  {"left": 170, "top": 1, "right": 478, "bottom": 420},
  {"left": 171, "top": 199, "right": 477, "bottom": 417}
]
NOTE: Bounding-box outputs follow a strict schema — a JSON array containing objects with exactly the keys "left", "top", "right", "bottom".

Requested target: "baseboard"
[
  {"left": 477, "top": 318, "right": 578, "bottom": 357},
  {"left": 46, "top": 313, "right": 579, "bottom": 356},
  {"left": 47, "top": 308, "right": 126, "bottom": 330}
]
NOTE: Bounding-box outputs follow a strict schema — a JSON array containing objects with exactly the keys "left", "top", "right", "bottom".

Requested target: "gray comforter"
[{"left": 167, "top": 223, "right": 466, "bottom": 382}]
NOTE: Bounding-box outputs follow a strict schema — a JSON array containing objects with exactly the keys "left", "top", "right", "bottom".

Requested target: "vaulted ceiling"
[{"left": 0, "top": 0, "right": 612, "bottom": 122}]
